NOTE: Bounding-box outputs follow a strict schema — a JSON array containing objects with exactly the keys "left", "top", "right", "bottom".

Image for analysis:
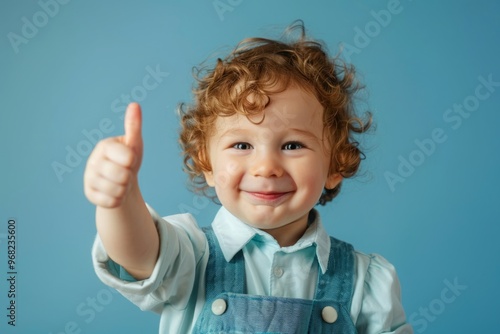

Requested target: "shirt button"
[
  {"left": 321, "top": 306, "right": 338, "bottom": 324},
  {"left": 273, "top": 267, "right": 284, "bottom": 278},
  {"left": 211, "top": 299, "right": 227, "bottom": 316}
]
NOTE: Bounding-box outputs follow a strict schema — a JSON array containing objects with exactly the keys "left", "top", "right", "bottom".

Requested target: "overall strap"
[
  {"left": 202, "top": 226, "right": 246, "bottom": 301},
  {"left": 315, "top": 236, "right": 355, "bottom": 309},
  {"left": 195, "top": 227, "right": 357, "bottom": 333},
  {"left": 202, "top": 226, "right": 355, "bottom": 306}
]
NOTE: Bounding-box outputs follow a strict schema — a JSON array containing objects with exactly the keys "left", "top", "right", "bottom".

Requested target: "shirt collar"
[{"left": 211, "top": 207, "right": 331, "bottom": 274}]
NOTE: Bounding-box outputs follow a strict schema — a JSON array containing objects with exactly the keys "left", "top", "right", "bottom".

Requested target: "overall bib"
[{"left": 193, "top": 226, "right": 357, "bottom": 334}]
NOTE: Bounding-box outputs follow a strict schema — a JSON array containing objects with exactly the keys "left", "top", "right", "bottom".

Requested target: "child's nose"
[{"left": 249, "top": 151, "right": 284, "bottom": 178}]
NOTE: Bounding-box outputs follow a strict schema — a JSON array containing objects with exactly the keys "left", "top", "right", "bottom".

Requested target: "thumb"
[
  {"left": 123, "top": 103, "right": 143, "bottom": 171},
  {"left": 124, "top": 102, "right": 143, "bottom": 151}
]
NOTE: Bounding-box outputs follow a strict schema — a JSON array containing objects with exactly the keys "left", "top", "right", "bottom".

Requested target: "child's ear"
[
  {"left": 325, "top": 173, "right": 343, "bottom": 190},
  {"left": 203, "top": 171, "right": 215, "bottom": 187},
  {"left": 198, "top": 148, "right": 215, "bottom": 187}
]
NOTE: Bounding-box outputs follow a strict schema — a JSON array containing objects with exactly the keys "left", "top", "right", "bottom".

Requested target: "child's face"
[{"left": 203, "top": 85, "right": 342, "bottom": 245}]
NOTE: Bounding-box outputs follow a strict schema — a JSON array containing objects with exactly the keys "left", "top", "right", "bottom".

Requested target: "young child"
[{"left": 85, "top": 22, "right": 413, "bottom": 333}]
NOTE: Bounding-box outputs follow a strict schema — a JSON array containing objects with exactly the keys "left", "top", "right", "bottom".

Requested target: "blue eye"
[
  {"left": 233, "top": 142, "right": 252, "bottom": 150},
  {"left": 282, "top": 142, "right": 304, "bottom": 150}
]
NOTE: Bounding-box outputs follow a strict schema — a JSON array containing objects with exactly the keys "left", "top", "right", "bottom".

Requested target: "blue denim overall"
[{"left": 192, "top": 226, "right": 357, "bottom": 334}]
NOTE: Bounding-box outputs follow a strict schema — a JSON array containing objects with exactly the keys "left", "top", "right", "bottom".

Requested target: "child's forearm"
[{"left": 96, "top": 181, "right": 159, "bottom": 280}]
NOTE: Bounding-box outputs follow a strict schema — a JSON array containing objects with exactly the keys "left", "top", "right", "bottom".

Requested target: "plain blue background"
[{"left": 1, "top": 1, "right": 499, "bottom": 333}]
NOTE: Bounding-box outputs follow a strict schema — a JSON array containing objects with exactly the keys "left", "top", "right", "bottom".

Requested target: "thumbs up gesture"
[{"left": 84, "top": 103, "right": 144, "bottom": 208}]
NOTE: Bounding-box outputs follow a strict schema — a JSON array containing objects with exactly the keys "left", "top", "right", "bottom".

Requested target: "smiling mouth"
[{"left": 244, "top": 191, "right": 292, "bottom": 203}]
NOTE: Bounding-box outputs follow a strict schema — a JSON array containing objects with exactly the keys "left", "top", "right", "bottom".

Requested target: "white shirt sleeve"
[
  {"left": 351, "top": 252, "right": 414, "bottom": 334},
  {"left": 91, "top": 205, "right": 207, "bottom": 314}
]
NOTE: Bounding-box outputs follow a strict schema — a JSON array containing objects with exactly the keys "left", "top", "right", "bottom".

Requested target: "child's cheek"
[
  {"left": 213, "top": 160, "right": 241, "bottom": 189},
  {"left": 297, "top": 163, "right": 327, "bottom": 191}
]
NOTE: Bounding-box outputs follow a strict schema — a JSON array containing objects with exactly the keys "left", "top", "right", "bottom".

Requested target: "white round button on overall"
[
  {"left": 321, "top": 306, "right": 338, "bottom": 323},
  {"left": 273, "top": 267, "right": 284, "bottom": 278},
  {"left": 211, "top": 299, "right": 227, "bottom": 316}
]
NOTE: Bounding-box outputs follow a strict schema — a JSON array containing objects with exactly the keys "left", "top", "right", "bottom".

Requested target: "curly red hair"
[{"left": 179, "top": 21, "right": 371, "bottom": 205}]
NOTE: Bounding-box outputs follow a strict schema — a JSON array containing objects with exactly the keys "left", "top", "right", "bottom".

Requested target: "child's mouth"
[{"left": 243, "top": 191, "right": 292, "bottom": 204}]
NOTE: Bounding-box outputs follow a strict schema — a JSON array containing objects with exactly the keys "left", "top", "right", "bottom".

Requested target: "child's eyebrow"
[
  {"left": 217, "top": 128, "right": 247, "bottom": 138},
  {"left": 288, "top": 128, "right": 321, "bottom": 140}
]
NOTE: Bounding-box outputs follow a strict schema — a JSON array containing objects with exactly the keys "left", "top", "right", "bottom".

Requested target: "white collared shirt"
[{"left": 92, "top": 206, "right": 413, "bottom": 333}]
